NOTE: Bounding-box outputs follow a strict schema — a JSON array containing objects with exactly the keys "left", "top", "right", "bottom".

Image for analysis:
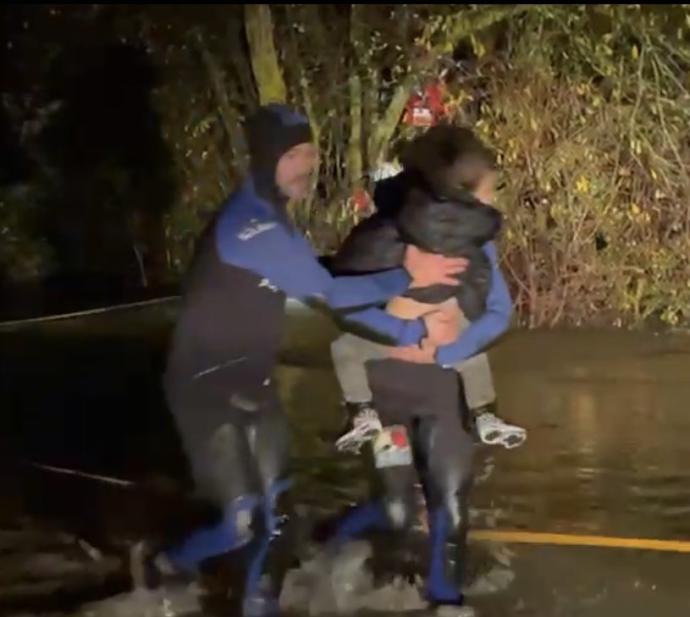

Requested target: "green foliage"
[
  {"left": 0, "top": 184, "right": 54, "bottom": 282},
  {"left": 465, "top": 5, "right": 690, "bottom": 327},
  {"left": 110, "top": 4, "right": 690, "bottom": 327}
]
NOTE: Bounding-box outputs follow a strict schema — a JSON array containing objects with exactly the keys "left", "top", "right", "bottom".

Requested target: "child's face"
[{"left": 472, "top": 170, "right": 498, "bottom": 205}]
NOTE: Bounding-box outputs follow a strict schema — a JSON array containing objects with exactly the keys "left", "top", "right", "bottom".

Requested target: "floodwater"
[{"left": 1, "top": 300, "right": 690, "bottom": 615}]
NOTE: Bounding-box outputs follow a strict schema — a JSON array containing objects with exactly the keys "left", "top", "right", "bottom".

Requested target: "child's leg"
[
  {"left": 452, "top": 316, "right": 526, "bottom": 449},
  {"left": 331, "top": 334, "right": 389, "bottom": 453},
  {"left": 331, "top": 333, "right": 389, "bottom": 404},
  {"left": 451, "top": 313, "right": 497, "bottom": 410},
  {"left": 452, "top": 353, "right": 526, "bottom": 449},
  {"left": 455, "top": 352, "right": 496, "bottom": 410}
]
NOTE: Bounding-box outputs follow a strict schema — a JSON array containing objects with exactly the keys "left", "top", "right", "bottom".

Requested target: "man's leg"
[
  {"left": 331, "top": 334, "right": 388, "bottom": 452},
  {"left": 163, "top": 420, "right": 261, "bottom": 573},
  {"left": 328, "top": 360, "right": 420, "bottom": 543},
  {"left": 415, "top": 378, "right": 474, "bottom": 610},
  {"left": 130, "top": 404, "right": 264, "bottom": 594},
  {"left": 152, "top": 376, "right": 292, "bottom": 617},
  {"left": 240, "top": 385, "right": 293, "bottom": 615},
  {"left": 328, "top": 425, "right": 418, "bottom": 545}
]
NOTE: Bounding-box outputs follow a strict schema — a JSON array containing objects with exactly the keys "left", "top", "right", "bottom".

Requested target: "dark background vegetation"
[{"left": 1, "top": 4, "right": 689, "bottom": 326}]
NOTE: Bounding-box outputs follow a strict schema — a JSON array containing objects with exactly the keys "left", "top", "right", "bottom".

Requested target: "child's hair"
[{"left": 399, "top": 124, "right": 497, "bottom": 198}]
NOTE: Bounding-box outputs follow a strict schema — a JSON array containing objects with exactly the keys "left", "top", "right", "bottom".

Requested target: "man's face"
[{"left": 275, "top": 142, "right": 318, "bottom": 200}]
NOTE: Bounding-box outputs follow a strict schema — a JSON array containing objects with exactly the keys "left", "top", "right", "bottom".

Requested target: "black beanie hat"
[{"left": 245, "top": 104, "right": 313, "bottom": 177}]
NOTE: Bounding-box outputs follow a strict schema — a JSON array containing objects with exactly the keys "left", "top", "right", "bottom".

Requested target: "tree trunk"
[
  {"left": 244, "top": 4, "right": 287, "bottom": 105},
  {"left": 368, "top": 73, "right": 416, "bottom": 168},
  {"left": 347, "top": 5, "right": 364, "bottom": 189},
  {"left": 193, "top": 30, "right": 247, "bottom": 174},
  {"left": 347, "top": 72, "right": 363, "bottom": 189},
  {"left": 298, "top": 72, "right": 321, "bottom": 219}
]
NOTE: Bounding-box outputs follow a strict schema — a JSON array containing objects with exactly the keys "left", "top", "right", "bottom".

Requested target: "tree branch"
[
  {"left": 348, "top": 4, "right": 364, "bottom": 188},
  {"left": 192, "top": 30, "right": 247, "bottom": 172},
  {"left": 244, "top": 4, "right": 287, "bottom": 104}
]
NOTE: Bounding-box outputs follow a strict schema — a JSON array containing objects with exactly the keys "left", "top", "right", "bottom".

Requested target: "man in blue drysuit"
[{"left": 148, "top": 104, "right": 467, "bottom": 616}]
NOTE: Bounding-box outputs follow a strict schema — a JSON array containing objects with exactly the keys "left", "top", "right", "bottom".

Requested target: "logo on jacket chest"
[
  {"left": 238, "top": 219, "right": 277, "bottom": 241},
  {"left": 258, "top": 278, "right": 279, "bottom": 293}
]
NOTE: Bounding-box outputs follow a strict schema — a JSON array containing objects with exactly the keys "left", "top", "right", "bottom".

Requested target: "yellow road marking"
[{"left": 470, "top": 530, "right": 690, "bottom": 553}]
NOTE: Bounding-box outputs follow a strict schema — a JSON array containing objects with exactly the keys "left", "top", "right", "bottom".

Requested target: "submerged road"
[{"left": 1, "top": 301, "right": 690, "bottom": 615}]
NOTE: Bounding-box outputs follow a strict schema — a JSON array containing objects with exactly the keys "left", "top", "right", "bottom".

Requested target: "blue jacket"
[
  {"left": 216, "top": 177, "right": 426, "bottom": 346},
  {"left": 214, "top": 175, "right": 513, "bottom": 366},
  {"left": 434, "top": 241, "right": 512, "bottom": 365},
  {"left": 166, "top": 104, "right": 429, "bottom": 387}
]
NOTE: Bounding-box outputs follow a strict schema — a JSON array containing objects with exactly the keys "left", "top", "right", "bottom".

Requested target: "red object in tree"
[
  {"left": 349, "top": 186, "right": 373, "bottom": 214},
  {"left": 403, "top": 80, "right": 449, "bottom": 127}
]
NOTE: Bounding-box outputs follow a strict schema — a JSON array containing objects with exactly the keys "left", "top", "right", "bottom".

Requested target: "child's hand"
[
  {"left": 403, "top": 245, "right": 467, "bottom": 288},
  {"left": 388, "top": 339, "right": 436, "bottom": 364}
]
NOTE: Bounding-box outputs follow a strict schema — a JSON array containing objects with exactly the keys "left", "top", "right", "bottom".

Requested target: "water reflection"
[
  {"left": 475, "top": 328, "right": 690, "bottom": 541},
  {"left": 2, "top": 304, "right": 690, "bottom": 544}
]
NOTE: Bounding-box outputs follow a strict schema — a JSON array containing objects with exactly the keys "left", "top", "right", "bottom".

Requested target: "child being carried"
[{"left": 329, "top": 125, "right": 527, "bottom": 452}]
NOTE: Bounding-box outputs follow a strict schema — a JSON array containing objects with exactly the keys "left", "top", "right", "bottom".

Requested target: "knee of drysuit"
[
  {"left": 424, "top": 470, "right": 472, "bottom": 537},
  {"left": 261, "top": 477, "right": 293, "bottom": 535},
  {"left": 229, "top": 495, "right": 261, "bottom": 544},
  {"left": 383, "top": 494, "right": 416, "bottom": 531},
  {"left": 378, "top": 467, "right": 417, "bottom": 531},
  {"left": 435, "top": 481, "right": 470, "bottom": 536},
  {"left": 418, "top": 419, "right": 473, "bottom": 534},
  {"left": 373, "top": 426, "right": 417, "bottom": 531},
  {"left": 164, "top": 493, "right": 260, "bottom": 573}
]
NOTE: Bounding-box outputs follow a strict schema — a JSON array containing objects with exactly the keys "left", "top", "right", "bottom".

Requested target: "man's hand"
[
  {"left": 422, "top": 307, "right": 461, "bottom": 347},
  {"left": 388, "top": 339, "right": 436, "bottom": 364},
  {"left": 403, "top": 245, "right": 467, "bottom": 288}
]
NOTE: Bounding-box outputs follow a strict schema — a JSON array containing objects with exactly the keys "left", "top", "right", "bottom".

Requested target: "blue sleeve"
[
  {"left": 435, "top": 242, "right": 513, "bottom": 366},
  {"left": 324, "top": 268, "right": 412, "bottom": 309},
  {"left": 218, "top": 213, "right": 424, "bottom": 345},
  {"left": 335, "top": 305, "right": 426, "bottom": 346}
]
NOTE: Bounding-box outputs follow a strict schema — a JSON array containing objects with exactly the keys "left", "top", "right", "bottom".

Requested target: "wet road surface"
[{"left": 1, "top": 301, "right": 690, "bottom": 615}]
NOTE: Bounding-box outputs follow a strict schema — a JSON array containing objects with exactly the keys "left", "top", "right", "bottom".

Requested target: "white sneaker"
[
  {"left": 335, "top": 405, "right": 383, "bottom": 453},
  {"left": 475, "top": 412, "right": 526, "bottom": 449}
]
